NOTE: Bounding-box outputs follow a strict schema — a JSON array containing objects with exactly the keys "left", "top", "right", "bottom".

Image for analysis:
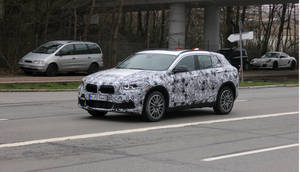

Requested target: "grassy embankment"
[{"left": 0, "top": 80, "right": 298, "bottom": 90}]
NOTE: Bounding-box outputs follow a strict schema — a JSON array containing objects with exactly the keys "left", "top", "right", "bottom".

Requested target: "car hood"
[
  {"left": 22, "top": 52, "right": 51, "bottom": 61},
  {"left": 83, "top": 68, "right": 164, "bottom": 85}
]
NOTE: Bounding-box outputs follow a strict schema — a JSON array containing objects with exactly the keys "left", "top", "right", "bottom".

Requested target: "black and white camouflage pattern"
[{"left": 78, "top": 51, "right": 239, "bottom": 114}]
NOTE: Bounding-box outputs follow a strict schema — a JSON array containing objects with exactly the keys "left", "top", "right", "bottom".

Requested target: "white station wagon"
[{"left": 78, "top": 50, "right": 239, "bottom": 121}]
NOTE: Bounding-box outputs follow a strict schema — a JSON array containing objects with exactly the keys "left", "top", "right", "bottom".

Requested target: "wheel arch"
[
  {"left": 218, "top": 81, "right": 237, "bottom": 100},
  {"left": 47, "top": 62, "right": 59, "bottom": 71},
  {"left": 144, "top": 85, "right": 170, "bottom": 108}
]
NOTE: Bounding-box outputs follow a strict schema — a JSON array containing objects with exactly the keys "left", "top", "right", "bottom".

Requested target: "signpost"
[{"left": 227, "top": 25, "right": 254, "bottom": 82}]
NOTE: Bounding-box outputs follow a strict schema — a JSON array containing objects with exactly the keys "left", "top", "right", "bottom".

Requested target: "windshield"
[
  {"left": 32, "top": 42, "right": 63, "bottom": 54},
  {"left": 117, "top": 53, "right": 177, "bottom": 71},
  {"left": 262, "top": 52, "right": 279, "bottom": 58}
]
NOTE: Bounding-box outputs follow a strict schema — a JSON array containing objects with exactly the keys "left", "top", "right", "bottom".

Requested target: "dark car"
[{"left": 217, "top": 48, "right": 250, "bottom": 70}]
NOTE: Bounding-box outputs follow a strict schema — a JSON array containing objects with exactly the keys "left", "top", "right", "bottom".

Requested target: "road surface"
[{"left": 0, "top": 87, "right": 298, "bottom": 172}]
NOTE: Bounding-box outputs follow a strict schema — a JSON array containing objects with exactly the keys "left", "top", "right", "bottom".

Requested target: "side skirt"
[{"left": 167, "top": 102, "right": 215, "bottom": 112}]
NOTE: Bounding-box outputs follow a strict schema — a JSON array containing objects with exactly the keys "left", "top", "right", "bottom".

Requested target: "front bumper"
[
  {"left": 19, "top": 63, "right": 47, "bottom": 72},
  {"left": 78, "top": 85, "right": 145, "bottom": 114},
  {"left": 250, "top": 61, "right": 272, "bottom": 68}
]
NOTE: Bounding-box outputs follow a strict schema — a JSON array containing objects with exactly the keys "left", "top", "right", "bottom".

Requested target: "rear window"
[
  {"left": 197, "top": 55, "right": 212, "bottom": 69},
  {"left": 87, "top": 44, "right": 101, "bottom": 54}
]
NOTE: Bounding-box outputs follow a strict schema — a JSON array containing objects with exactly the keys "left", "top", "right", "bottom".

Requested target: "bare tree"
[
  {"left": 276, "top": 3, "right": 287, "bottom": 51},
  {"left": 83, "top": 0, "right": 96, "bottom": 41},
  {"left": 111, "top": 0, "right": 124, "bottom": 66}
]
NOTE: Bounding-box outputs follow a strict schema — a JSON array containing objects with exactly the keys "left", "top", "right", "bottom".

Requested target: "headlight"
[
  {"left": 122, "top": 84, "right": 138, "bottom": 90},
  {"left": 33, "top": 60, "right": 44, "bottom": 64}
]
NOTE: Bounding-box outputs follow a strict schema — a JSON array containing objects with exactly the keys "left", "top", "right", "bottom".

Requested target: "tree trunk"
[
  {"left": 284, "top": 4, "right": 292, "bottom": 50},
  {"left": 111, "top": 0, "right": 124, "bottom": 66},
  {"left": 241, "top": 6, "right": 247, "bottom": 25},
  {"left": 137, "top": 10, "right": 143, "bottom": 36},
  {"left": 159, "top": 9, "right": 165, "bottom": 47},
  {"left": 224, "top": 7, "right": 233, "bottom": 48},
  {"left": 145, "top": 10, "right": 150, "bottom": 47},
  {"left": 261, "top": 5, "right": 276, "bottom": 54},
  {"left": 73, "top": 7, "right": 77, "bottom": 40},
  {"left": 276, "top": 3, "right": 287, "bottom": 51},
  {"left": 293, "top": 3, "right": 297, "bottom": 55},
  {"left": 44, "top": 0, "right": 51, "bottom": 42},
  {"left": 256, "top": 6, "right": 262, "bottom": 51},
  {"left": 83, "top": 0, "right": 96, "bottom": 41}
]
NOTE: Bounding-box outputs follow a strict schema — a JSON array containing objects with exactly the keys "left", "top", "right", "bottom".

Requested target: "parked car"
[
  {"left": 18, "top": 41, "right": 103, "bottom": 76},
  {"left": 250, "top": 52, "right": 297, "bottom": 70},
  {"left": 217, "top": 48, "right": 250, "bottom": 70},
  {"left": 78, "top": 50, "right": 239, "bottom": 122}
]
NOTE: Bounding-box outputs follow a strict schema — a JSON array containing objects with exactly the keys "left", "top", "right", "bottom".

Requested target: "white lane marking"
[
  {"left": 236, "top": 99, "right": 248, "bottom": 102},
  {"left": 0, "top": 119, "right": 8, "bottom": 121},
  {"left": 0, "top": 111, "right": 297, "bottom": 149},
  {"left": 202, "top": 144, "right": 299, "bottom": 162}
]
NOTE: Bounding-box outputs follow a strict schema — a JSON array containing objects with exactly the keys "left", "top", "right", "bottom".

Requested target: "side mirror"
[{"left": 173, "top": 65, "right": 189, "bottom": 73}]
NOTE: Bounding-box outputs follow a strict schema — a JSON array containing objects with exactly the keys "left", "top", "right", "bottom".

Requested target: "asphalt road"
[{"left": 0, "top": 87, "right": 298, "bottom": 172}]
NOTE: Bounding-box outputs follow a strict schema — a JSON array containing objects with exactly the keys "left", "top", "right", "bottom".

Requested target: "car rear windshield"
[
  {"left": 116, "top": 53, "right": 177, "bottom": 71},
  {"left": 32, "top": 42, "right": 63, "bottom": 54}
]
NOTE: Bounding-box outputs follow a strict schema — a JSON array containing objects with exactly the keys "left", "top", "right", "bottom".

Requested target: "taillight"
[{"left": 101, "top": 55, "right": 104, "bottom": 59}]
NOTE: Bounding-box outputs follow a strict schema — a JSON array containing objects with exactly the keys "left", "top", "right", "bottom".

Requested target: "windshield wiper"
[{"left": 128, "top": 67, "right": 145, "bottom": 70}]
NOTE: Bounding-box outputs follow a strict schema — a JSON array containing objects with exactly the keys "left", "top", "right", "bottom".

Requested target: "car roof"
[
  {"left": 266, "top": 51, "right": 281, "bottom": 54},
  {"left": 137, "top": 50, "right": 211, "bottom": 56},
  {"left": 50, "top": 40, "right": 97, "bottom": 45}
]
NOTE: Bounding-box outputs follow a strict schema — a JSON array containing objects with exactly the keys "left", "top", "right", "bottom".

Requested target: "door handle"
[
  {"left": 72, "top": 57, "right": 76, "bottom": 60},
  {"left": 88, "top": 57, "right": 91, "bottom": 59}
]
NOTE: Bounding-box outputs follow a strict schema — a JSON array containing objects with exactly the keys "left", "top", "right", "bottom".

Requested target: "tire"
[
  {"left": 87, "top": 110, "right": 107, "bottom": 118},
  {"left": 142, "top": 91, "right": 166, "bottom": 122},
  {"left": 46, "top": 63, "right": 58, "bottom": 76},
  {"left": 213, "top": 86, "right": 234, "bottom": 114},
  {"left": 290, "top": 61, "right": 296, "bottom": 70},
  {"left": 272, "top": 61, "right": 278, "bottom": 70},
  {"left": 87, "top": 63, "right": 99, "bottom": 74}
]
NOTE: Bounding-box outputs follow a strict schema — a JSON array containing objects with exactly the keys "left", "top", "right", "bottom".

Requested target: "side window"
[
  {"left": 211, "top": 55, "right": 222, "bottom": 68},
  {"left": 175, "top": 55, "right": 196, "bottom": 71},
  {"left": 74, "top": 44, "right": 89, "bottom": 55},
  {"left": 281, "top": 53, "right": 288, "bottom": 58},
  {"left": 59, "top": 44, "right": 75, "bottom": 56},
  {"left": 197, "top": 55, "right": 212, "bottom": 69},
  {"left": 87, "top": 44, "right": 101, "bottom": 54}
]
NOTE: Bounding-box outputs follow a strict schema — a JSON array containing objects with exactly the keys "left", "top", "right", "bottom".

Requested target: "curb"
[
  {"left": 0, "top": 89, "right": 77, "bottom": 92},
  {"left": 239, "top": 84, "right": 298, "bottom": 89},
  {"left": 0, "top": 84, "right": 298, "bottom": 92}
]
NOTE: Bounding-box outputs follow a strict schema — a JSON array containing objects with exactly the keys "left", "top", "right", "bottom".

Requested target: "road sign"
[{"left": 227, "top": 31, "right": 254, "bottom": 43}]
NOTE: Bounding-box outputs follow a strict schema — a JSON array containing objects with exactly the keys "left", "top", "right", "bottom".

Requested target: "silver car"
[
  {"left": 250, "top": 52, "right": 297, "bottom": 70},
  {"left": 78, "top": 50, "right": 239, "bottom": 122},
  {"left": 18, "top": 41, "right": 104, "bottom": 76}
]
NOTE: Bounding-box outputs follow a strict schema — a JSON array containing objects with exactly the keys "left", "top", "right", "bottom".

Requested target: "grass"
[
  {"left": 0, "top": 82, "right": 81, "bottom": 90},
  {"left": 0, "top": 80, "right": 298, "bottom": 90},
  {"left": 239, "top": 80, "right": 298, "bottom": 87}
]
